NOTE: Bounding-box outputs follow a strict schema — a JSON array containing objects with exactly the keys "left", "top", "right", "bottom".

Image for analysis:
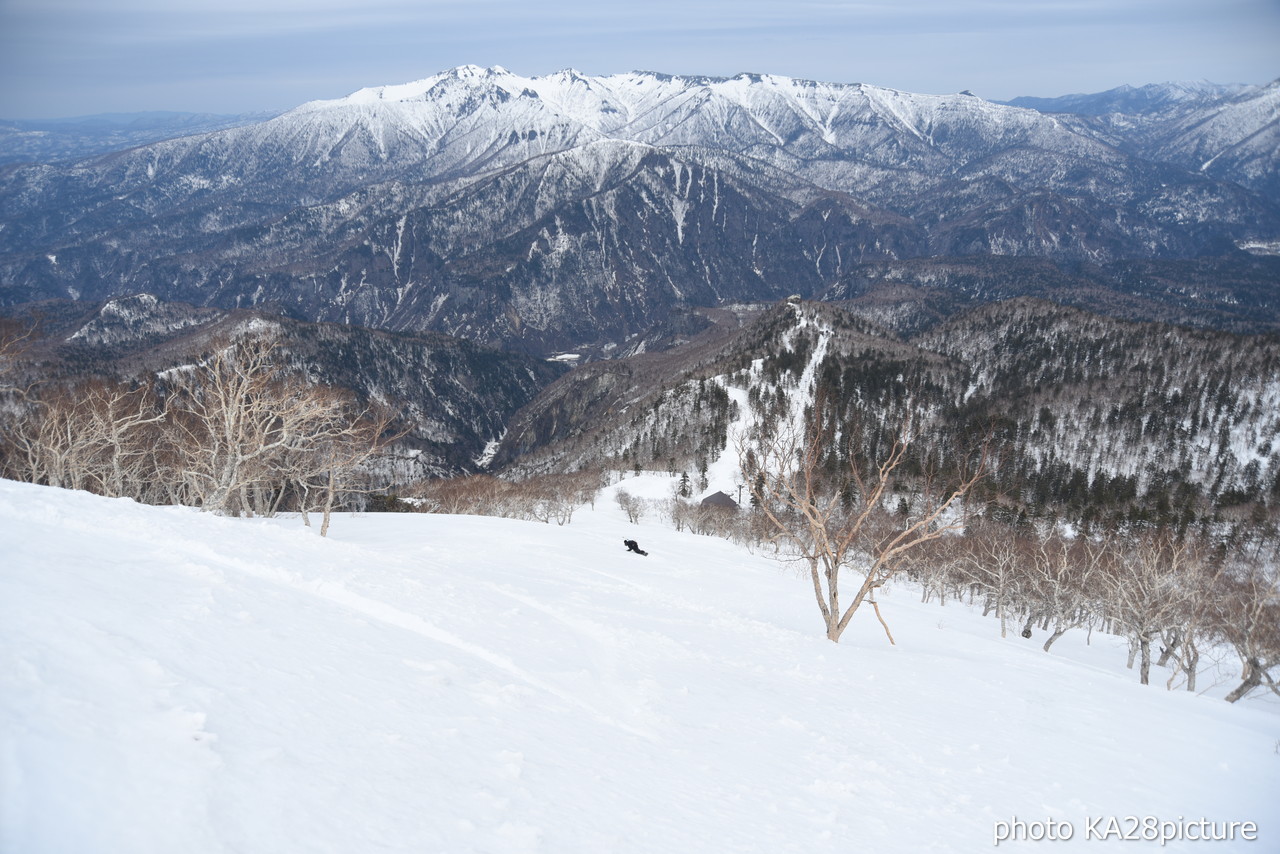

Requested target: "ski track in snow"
[{"left": 262, "top": 569, "right": 658, "bottom": 742}]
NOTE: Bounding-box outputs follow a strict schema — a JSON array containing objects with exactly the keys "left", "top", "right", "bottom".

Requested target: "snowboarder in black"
[{"left": 623, "top": 539, "right": 648, "bottom": 556}]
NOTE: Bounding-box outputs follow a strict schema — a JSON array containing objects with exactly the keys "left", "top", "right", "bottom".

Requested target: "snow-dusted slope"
[
  {"left": 1162, "top": 80, "right": 1280, "bottom": 196},
  {"left": 1009, "top": 79, "right": 1280, "bottom": 198},
  {"left": 2, "top": 478, "right": 1276, "bottom": 853}
]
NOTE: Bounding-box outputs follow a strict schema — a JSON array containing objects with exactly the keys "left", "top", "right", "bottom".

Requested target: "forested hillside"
[{"left": 495, "top": 298, "right": 1280, "bottom": 536}]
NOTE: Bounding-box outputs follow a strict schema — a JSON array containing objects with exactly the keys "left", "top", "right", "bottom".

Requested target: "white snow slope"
[{"left": 1, "top": 476, "right": 1277, "bottom": 853}]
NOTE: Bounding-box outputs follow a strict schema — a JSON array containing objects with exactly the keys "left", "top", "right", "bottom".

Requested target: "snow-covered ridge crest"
[
  {"left": 294, "top": 65, "right": 527, "bottom": 111},
  {"left": 67, "top": 293, "right": 217, "bottom": 346},
  {"left": 286, "top": 64, "right": 1049, "bottom": 142}
]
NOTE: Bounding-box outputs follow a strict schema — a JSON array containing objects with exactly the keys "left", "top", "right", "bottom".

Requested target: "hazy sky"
[{"left": 2, "top": 0, "right": 1277, "bottom": 118}]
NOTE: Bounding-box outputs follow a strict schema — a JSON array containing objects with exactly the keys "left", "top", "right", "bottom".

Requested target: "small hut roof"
[{"left": 700, "top": 490, "right": 739, "bottom": 510}]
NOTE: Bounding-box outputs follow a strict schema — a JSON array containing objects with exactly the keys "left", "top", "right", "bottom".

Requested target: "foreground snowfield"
[{"left": 2, "top": 477, "right": 1277, "bottom": 853}]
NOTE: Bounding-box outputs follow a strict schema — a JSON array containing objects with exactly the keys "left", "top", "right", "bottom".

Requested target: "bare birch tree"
[
  {"left": 298, "top": 400, "right": 398, "bottom": 536},
  {"left": 956, "top": 520, "right": 1027, "bottom": 639},
  {"left": 1024, "top": 534, "right": 1108, "bottom": 653},
  {"left": 743, "top": 404, "right": 988, "bottom": 643},
  {"left": 166, "top": 330, "right": 386, "bottom": 518},
  {"left": 1100, "top": 532, "right": 1205, "bottom": 686},
  {"left": 76, "top": 379, "right": 169, "bottom": 498},
  {"left": 1216, "top": 558, "right": 1280, "bottom": 703}
]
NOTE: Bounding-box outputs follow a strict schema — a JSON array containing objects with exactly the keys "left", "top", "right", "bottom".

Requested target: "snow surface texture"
[{"left": 1, "top": 477, "right": 1277, "bottom": 853}]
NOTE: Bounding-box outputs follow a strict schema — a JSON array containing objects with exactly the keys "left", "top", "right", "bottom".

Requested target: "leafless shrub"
[
  {"left": 410, "top": 469, "right": 604, "bottom": 525},
  {"left": 1214, "top": 558, "right": 1280, "bottom": 703},
  {"left": 742, "top": 401, "right": 989, "bottom": 644},
  {"left": 616, "top": 489, "right": 646, "bottom": 524}
]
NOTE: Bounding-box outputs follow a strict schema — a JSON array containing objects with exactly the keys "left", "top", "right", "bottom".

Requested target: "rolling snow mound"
[{"left": 1, "top": 477, "right": 1277, "bottom": 852}]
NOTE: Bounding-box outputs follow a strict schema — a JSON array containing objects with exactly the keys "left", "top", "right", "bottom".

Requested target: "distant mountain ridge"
[
  {"left": 1, "top": 68, "right": 1277, "bottom": 357},
  {"left": 1006, "top": 79, "right": 1280, "bottom": 201},
  {"left": 1001, "top": 81, "right": 1250, "bottom": 116}
]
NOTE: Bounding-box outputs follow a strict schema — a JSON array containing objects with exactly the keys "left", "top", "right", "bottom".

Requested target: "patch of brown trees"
[
  {"left": 1, "top": 329, "right": 393, "bottom": 535},
  {"left": 409, "top": 470, "right": 605, "bottom": 525},
  {"left": 908, "top": 524, "right": 1279, "bottom": 702}
]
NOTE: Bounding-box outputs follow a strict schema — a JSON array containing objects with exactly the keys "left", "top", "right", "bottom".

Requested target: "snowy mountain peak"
[
  {"left": 450, "top": 63, "right": 511, "bottom": 77},
  {"left": 549, "top": 68, "right": 592, "bottom": 83},
  {"left": 295, "top": 66, "right": 985, "bottom": 120},
  {"left": 3, "top": 64, "right": 1278, "bottom": 356},
  {"left": 293, "top": 65, "right": 536, "bottom": 112},
  {"left": 269, "top": 65, "right": 1104, "bottom": 167}
]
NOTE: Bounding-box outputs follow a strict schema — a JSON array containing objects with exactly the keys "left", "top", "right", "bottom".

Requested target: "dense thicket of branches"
[
  {"left": 1, "top": 329, "right": 393, "bottom": 533},
  {"left": 906, "top": 521, "right": 1280, "bottom": 700},
  {"left": 407, "top": 470, "right": 605, "bottom": 525}
]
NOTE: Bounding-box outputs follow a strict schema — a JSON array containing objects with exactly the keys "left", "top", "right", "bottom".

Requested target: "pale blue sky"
[{"left": 1, "top": 0, "right": 1277, "bottom": 118}]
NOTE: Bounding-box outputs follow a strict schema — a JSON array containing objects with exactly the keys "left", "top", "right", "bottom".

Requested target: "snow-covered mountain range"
[
  {"left": 1, "top": 68, "right": 1277, "bottom": 356},
  {"left": 1009, "top": 79, "right": 1280, "bottom": 201}
]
